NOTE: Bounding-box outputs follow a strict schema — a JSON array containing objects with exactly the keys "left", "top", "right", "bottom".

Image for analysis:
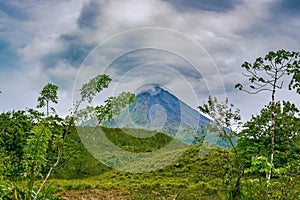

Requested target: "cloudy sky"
[{"left": 0, "top": 0, "right": 299, "bottom": 122}]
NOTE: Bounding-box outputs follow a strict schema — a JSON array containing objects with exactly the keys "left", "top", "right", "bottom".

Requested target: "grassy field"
[
  {"left": 3, "top": 126, "right": 299, "bottom": 199},
  {"left": 45, "top": 142, "right": 230, "bottom": 199}
]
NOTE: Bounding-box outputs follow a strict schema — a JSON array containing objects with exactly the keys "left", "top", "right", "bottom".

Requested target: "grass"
[
  {"left": 44, "top": 145, "right": 229, "bottom": 199},
  {"left": 33, "top": 127, "right": 300, "bottom": 199}
]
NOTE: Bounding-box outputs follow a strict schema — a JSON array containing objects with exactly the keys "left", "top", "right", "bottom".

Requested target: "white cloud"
[{"left": 0, "top": 0, "right": 299, "bottom": 120}]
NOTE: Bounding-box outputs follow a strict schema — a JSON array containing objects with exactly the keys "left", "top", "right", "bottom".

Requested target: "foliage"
[
  {"left": 0, "top": 74, "right": 136, "bottom": 199},
  {"left": 288, "top": 58, "right": 300, "bottom": 93},
  {"left": 235, "top": 50, "right": 300, "bottom": 94},
  {"left": 0, "top": 111, "right": 34, "bottom": 179},
  {"left": 1, "top": 50, "right": 300, "bottom": 199},
  {"left": 235, "top": 49, "right": 300, "bottom": 180},
  {"left": 0, "top": 181, "right": 27, "bottom": 200},
  {"left": 37, "top": 83, "right": 59, "bottom": 116},
  {"left": 1, "top": 116, "right": 300, "bottom": 199},
  {"left": 33, "top": 74, "right": 125, "bottom": 199},
  {"left": 74, "top": 92, "right": 135, "bottom": 126},
  {"left": 23, "top": 124, "right": 53, "bottom": 198},
  {"left": 52, "top": 126, "right": 110, "bottom": 179},
  {"left": 237, "top": 101, "right": 300, "bottom": 170},
  {"left": 79, "top": 74, "right": 111, "bottom": 103},
  {"left": 95, "top": 92, "right": 135, "bottom": 124},
  {"left": 198, "top": 96, "right": 241, "bottom": 145},
  {"left": 199, "top": 96, "right": 243, "bottom": 199},
  {"left": 235, "top": 101, "right": 300, "bottom": 199}
]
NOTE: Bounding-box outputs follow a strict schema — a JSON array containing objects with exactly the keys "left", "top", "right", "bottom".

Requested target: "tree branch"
[{"left": 240, "top": 88, "right": 273, "bottom": 94}]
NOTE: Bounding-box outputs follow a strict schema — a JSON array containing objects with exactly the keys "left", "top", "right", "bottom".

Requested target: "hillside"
[
  {"left": 52, "top": 127, "right": 229, "bottom": 199},
  {"left": 54, "top": 145, "right": 230, "bottom": 199},
  {"left": 48, "top": 128, "right": 226, "bottom": 199},
  {"left": 54, "top": 127, "right": 181, "bottom": 178},
  {"left": 1, "top": 116, "right": 299, "bottom": 199},
  {"left": 47, "top": 126, "right": 299, "bottom": 199}
]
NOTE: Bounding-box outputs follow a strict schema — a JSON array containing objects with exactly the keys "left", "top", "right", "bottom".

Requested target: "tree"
[
  {"left": 94, "top": 91, "right": 135, "bottom": 124},
  {"left": 237, "top": 101, "right": 300, "bottom": 169},
  {"left": 34, "top": 74, "right": 134, "bottom": 199},
  {"left": 0, "top": 109, "right": 53, "bottom": 199},
  {"left": 23, "top": 124, "right": 53, "bottom": 199},
  {"left": 237, "top": 101, "right": 300, "bottom": 199},
  {"left": 199, "top": 96, "right": 243, "bottom": 199},
  {"left": 235, "top": 49, "right": 300, "bottom": 180},
  {"left": 37, "top": 83, "right": 59, "bottom": 117},
  {"left": 288, "top": 57, "right": 300, "bottom": 93},
  {"left": 33, "top": 75, "right": 111, "bottom": 199},
  {"left": 0, "top": 111, "right": 33, "bottom": 179},
  {"left": 0, "top": 74, "right": 134, "bottom": 199}
]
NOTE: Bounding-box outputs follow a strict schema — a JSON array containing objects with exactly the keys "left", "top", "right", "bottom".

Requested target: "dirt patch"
[{"left": 59, "top": 189, "right": 132, "bottom": 200}]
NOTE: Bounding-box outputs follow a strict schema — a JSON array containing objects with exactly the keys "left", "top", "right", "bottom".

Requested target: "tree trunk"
[
  {"left": 46, "top": 101, "right": 49, "bottom": 117},
  {"left": 34, "top": 123, "right": 71, "bottom": 200},
  {"left": 28, "top": 162, "right": 35, "bottom": 200},
  {"left": 266, "top": 75, "right": 277, "bottom": 180},
  {"left": 33, "top": 162, "right": 56, "bottom": 200}
]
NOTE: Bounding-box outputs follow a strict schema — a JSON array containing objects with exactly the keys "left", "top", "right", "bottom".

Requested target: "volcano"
[{"left": 107, "top": 85, "right": 212, "bottom": 144}]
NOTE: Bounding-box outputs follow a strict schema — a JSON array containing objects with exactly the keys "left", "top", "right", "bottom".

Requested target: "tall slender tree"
[
  {"left": 37, "top": 83, "right": 59, "bottom": 116},
  {"left": 34, "top": 74, "right": 134, "bottom": 199},
  {"left": 199, "top": 96, "right": 243, "bottom": 199},
  {"left": 235, "top": 49, "right": 300, "bottom": 180}
]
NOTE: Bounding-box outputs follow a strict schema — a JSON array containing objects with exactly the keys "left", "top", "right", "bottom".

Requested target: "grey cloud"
[
  {"left": 1, "top": 0, "right": 300, "bottom": 120},
  {"left": 106, "top": 48, "right": 202, "bottom": 81},
  {"left": 269, "top": 0, "right": 300, "bottom": 17},
  {"left": 41, "top": 34, "right": 95, "bottom": 69},
  {"left": 0, "top": 1, "right": 30, "bottom": 21},
  {"left": 164, "top": 0, "right": 240, "bottom": 12},
  {"left": 0, "top": 39, "right": 21, "bottom": 70},
  {"left": 59, "top": 40, "right": 94, "bottom": 68},
  {"left": 255, "top": 0, "right": 300, "bottom": 33},
  {"left": 77, "top": 0, "right": 101, "bottom": 30}
]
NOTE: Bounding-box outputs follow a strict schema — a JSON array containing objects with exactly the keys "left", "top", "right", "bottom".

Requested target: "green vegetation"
[
  {"left": 0, "top": 73, "right": 135, "bottom": 199},
  {"left": 0, "top": 50, "right": 299, "bottom": 199},
  {"left": 97, "top": 127, "right": 173, "bottom": 153},
  {"left": 1, "top": 107, "right": 299, "bottom": 199},
  {"left": 37, "top": 83, "right": 59, "bottom": 117},
  {"left": 48, "top": 146, "right": 234, "bottom": 199},
  {"left": 235, "top": 49, "right": 300, "bottom": 180}
]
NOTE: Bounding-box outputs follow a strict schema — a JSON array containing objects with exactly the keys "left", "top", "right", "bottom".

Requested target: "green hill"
[
  {"left": 49, "top": 127, "right": 230, "bottom": 199},
  {"left": 2, "top": 124, "right": 299, "bottom": 199},
  {"left": 55, "top": 126, "right": 188, "bottom": 177},
  {"left": 51, "top": 146, "right": 231, "bottom": 199}
]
